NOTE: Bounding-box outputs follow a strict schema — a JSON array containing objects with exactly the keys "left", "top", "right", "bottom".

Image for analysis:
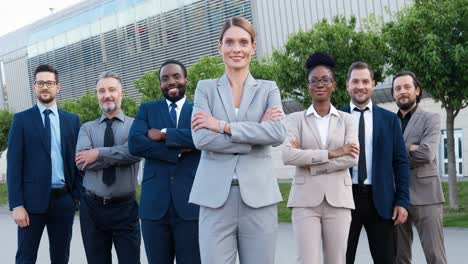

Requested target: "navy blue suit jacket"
[
  {"left": 343, "top": 104, "right": 410, "bottom": 219},
  {"left": 7, "top": 105, "right": 81, "bottom": 213},
  {"left": 129, "top": 99, "right": 200, "bottom": 220}
]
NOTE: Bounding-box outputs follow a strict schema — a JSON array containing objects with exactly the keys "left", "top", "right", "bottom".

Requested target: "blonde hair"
[{"left": 218, "top": 16, "right": 256, "bottom": 42}]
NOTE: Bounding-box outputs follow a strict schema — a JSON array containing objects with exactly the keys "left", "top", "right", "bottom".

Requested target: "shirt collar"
[
  {"left": 397, "top": 104, "right": 418, "bottom": 119},
  {"left": 166, "top": 96, "right": 186, "bottom": 110},
  {"left": 350, "top": 100, "right": 373, "bottom": 112},
  {"left": 37, "top": 102, "right": 58, "bottom": 116},
  {"left": 99, "top": 110, "right": 125, "bottom": 123},
  {"left": 306, "top": 104, "right": 339, "bottom": 117}
]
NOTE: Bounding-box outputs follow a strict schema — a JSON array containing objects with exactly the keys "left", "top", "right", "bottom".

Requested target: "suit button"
[{"left": 234, "top": 153, "right": 239, "bottom": 156}]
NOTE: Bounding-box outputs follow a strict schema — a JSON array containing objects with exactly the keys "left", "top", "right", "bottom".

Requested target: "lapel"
[
  {"left": 237, "top": 74, "right": 258, "bottom": 121},
  {"left": 403, "top": 106, "right": 423, "bottom": 141},
  {"left": 178, "top": 100, "right": 192, "bottom": 129},
  {"left": 216, "top": 74, "right": 237, "bottom": 122},
  {"left": 31, "top": 106, "right": 51, "bottom": 155},
  {"left": 58, "top": 109, "right": 67, "bottom": 157},
  {"left": 159, "top": 100, "right": 175, "bottom": 128},
  {"left": 303, "top": 111, "right": 324, "bottom": 149},
  {"left": 326, "top": 113, "right": 339, "bottom": 148},
  {"left": 372, "top": 104, "right": 381, "bottom": 171}
]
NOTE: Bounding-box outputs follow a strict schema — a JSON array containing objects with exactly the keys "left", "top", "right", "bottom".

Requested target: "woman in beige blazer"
[
  {"left": 191, "top": 17, "right": 287, "bottom": 264},
  {"left": 282, "top": 52, "right": 359, "bottom": 264}
]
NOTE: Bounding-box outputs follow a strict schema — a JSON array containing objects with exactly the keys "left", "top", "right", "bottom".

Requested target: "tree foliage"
[
  {"left": 0, "top": 109, "right": 14, "bottom": 154},
  {"left": 134, "top": 55, "right": 278, "bottom": 102},
  {"left": 272, "top": 16, "right": 387, "bottom": 108},
  {"left": 60, "top": 91, "right": 138, "bottom": 123},
  {"left": 384, "top": 0, "right": 467, "bottom": 209}
]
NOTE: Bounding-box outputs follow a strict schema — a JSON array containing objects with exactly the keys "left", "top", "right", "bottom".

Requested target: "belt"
[
  {"left": 352, "top": 184, "right": 372, "bottom": 194},
  {"left": 51, "top": 186, "right": 69, "bottom": 197},
  {"left": 85, "top": 190, "right": 135, "bottom": 205},
  {"left": 231, "top": 179, "right": 239, "bottom": 186}
]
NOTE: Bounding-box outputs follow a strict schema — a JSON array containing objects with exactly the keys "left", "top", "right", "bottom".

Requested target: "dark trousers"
[
  {"left": 16, "top": 192, "right": 75, "bottom": 264},
  {"left": 80, "top": 193, "right": 141, "bottom": 264},
  {"left": 141, "top": 199, "right": 200, "bottom": 264},
  {"left": 346, "top": 185, "right": 395, "bottom": 264}
]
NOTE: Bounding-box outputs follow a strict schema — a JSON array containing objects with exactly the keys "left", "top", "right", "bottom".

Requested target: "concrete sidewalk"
[{"left": 0, "top": 207, "right": 467, "bottom": 263}]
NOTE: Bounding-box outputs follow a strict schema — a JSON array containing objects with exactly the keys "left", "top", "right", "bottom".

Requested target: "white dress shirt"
[
  {"left": 165, "top": 96, "right": 186, "bottom": 126},
  {"left": 350, "top": 100, "right": 373, "bottom": 185},
  {"left": 305, "top": 104, "right": 339, "bottom": 148}
]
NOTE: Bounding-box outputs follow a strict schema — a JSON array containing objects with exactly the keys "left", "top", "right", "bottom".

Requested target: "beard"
[
  {"left": 37, "top": 93, "right": 55, "bottom": 105},
  {"left": 396, "top": 98, "right": 415, "bottom": 111},
  {"left": 100, "top": 102, "right": 117, "bottom": 113},
  {"left": 163, "top": 86, "right": 186, "bottom": 103}
]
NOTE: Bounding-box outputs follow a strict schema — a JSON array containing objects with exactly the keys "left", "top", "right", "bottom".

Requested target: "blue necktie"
[
  {"left": 43, "top": 109, "right": 52, "bottom": 151},
  {"left": 170, "top": 102, "right": 177, "bottom": 128},
  {"left": 354, "top": 107, "right": 369, "bottom": 185}
]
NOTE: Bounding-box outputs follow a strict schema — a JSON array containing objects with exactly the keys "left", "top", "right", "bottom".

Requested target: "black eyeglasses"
[
  {"left": 34, "top": 81, "right": 57, "bottom": 88},
  {"left": 308, "top": 78, "right": 334, "bottom": 86}
]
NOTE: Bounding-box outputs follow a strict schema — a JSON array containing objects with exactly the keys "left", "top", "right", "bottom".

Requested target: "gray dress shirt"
[{"left": 76, "top": 111, "right": 141, "bottom": 197}]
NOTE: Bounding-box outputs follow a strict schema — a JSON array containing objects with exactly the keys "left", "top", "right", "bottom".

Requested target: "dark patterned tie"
[
  {"left": 354, "top": 107, "right": 369, "bottom": 185},
  {"left": 170, "top": 102, "right": 177, "bottom": 128},
  {"left": 43, "top": 109, "right": 52, "bottom": 151},
  {"left": 102, "top": 118, "right": 116, "bottom": 185}
]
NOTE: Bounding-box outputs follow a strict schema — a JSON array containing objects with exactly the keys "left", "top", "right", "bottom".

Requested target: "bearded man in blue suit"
[
  {"left": 129, "top": 59, "right": 201, "bottom": 264},
  {"left": 7, "top": 64, "right": 81, "bottom": 264}
]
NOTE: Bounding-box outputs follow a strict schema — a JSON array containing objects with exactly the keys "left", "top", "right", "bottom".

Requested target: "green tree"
[
  {"left": 60, "top": 91, "right": 138, "bottom": 123},
  {"left": 0, "top": 109, "right": 14, "bottom": 155},
  {"left": 384, "top": 0, "right": 467, "bottom": 209},
  {"left": 272, "top": 16, "right": 387, "bottom": 108}
]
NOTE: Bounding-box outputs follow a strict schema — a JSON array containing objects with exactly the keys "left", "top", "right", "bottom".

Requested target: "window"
[{"left": 439, "top": 129, "right": 463, "bottom": 177}]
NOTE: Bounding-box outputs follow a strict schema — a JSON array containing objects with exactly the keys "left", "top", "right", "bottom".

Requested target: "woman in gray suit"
[
  {"left": 282, "top": 52, "right": 359, "bottom": 264},
  {"left": 190, "top": 16, "right": 287, "bottom": 264}
]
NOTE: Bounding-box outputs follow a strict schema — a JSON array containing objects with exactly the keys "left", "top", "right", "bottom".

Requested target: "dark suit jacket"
[
  {"left": 7, "top": 105, "right": 81, "bottom": 213},
  {"left": 128, "top": 99, "right": 200, "bottom": 220},
  {"left": 343, "top": 104, "right": 410, "bottom": 219}
]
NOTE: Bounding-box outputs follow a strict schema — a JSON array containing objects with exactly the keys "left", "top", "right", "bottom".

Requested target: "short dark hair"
[
  {"left": 391, "top": 71, "right": 423, "bottom": 104},
  {"left": 347, "top": 61, "right": 374, "bottom": 80},
  {"left": 159, "top": 59, "right": 187, "bottom": 80},
  {"left": 304, "top": 51, "right": 336, "bottom": 79},
  {"left": 34, "top": 64, "right": 59, "bottom": 83}
]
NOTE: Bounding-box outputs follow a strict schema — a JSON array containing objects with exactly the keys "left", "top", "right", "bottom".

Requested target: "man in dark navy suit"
[
  {"left": 129, "top": 59, "right": 201, "bottom": 264},
  {"left": 7, "top": 64, "right": 81, "bottom": 264},
  {"left": 343, "top": 62, "right": 410, "bottom": 264}
]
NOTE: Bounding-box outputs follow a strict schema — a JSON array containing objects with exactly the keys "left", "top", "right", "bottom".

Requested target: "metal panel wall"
[
  {"left": 252, "top": 0, "right": 410, "bottom": 58},
  {"left": 26, "top": 0, "right": 253, "bottom": 104},
  {"left": 2, "top": 49, "right": 32, "bottom": 112}
]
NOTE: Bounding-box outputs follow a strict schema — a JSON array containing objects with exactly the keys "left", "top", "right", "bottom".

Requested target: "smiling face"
[
  {"left": 308, "top": 65, "right": 335, "bottom": 103},
  {"left": 218, "top": 26, "right": 256, "bottom": 71},
  {"left": 393, "top": 75, "right": 420, "bottom": 111},
  {"left": 160, "top": 63, "right": 188, "bottom": 103},
  {"left": 34, "top": 71, "right": 60, "bottom": 106},
  {"left": 346, "top": 68, "right": 375, "bottom": 108},
  {"left": 96, "top": 77, "right": 123, "bottom": 115}
]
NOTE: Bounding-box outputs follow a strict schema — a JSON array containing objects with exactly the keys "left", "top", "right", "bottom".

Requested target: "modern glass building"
[{"left": 0, "top": 0, "right": 410, "bottom": 112}]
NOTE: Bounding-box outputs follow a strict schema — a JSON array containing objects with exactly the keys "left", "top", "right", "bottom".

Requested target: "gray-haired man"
[{"left": 75, "top": 72, "right": 141, "bottom": 264}]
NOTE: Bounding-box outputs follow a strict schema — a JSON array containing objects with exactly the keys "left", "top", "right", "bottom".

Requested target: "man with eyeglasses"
[
  {"left": 7, "top": 64, "right": 81, "bottom": 264},
  {"left": 342, "top": 62, "right": 410, "bottom": 264}
]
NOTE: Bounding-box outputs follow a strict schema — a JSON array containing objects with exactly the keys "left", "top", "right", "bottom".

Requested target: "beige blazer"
[
  {"left": 403, "top": 106, "right": 444, "bottom": 205},
  {"left": 283, "top": 109, "right": 358, "bottom": 209}
]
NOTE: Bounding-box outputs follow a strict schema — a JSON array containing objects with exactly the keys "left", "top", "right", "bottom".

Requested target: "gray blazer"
[
  {"left": 403, "top": 106, "right": 444, "bottom": 205},
  {"left": 189, "top": 73, "right": 287, "bottom": 209}
]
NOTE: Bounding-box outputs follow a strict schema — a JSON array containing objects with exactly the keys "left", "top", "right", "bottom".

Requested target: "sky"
[{"left": 0, "top": 0, "right": 83, "bottom": 37}]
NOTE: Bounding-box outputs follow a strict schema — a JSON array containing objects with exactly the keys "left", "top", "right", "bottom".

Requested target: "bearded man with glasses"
[{"left": 7, "top": 64, "right": 81, "bottom": 264}]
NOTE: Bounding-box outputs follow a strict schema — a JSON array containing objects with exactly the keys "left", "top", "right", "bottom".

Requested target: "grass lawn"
[
  {"left": 278, "top": 182, "right": 468, "bottom": 227},
  {"left": 0, "top": 181, "right": 466, "bottom": 227}
]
